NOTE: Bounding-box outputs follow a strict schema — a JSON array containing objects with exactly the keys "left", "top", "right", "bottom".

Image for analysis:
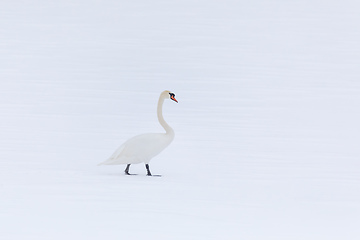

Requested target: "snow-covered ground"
[{"left": 1, "top": 0, "right": 360, "bottom": 239}]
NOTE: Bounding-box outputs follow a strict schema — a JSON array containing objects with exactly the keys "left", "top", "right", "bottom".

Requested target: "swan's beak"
[{"left": 171, "top": 95, "right": 178, "bottom": 103}]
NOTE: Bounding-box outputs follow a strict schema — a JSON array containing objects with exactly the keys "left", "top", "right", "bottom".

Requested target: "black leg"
[
  {"left": 145, "top": 164, "right": 152, "bottom": 176},
  {"left": 125, "top": 164, "right": 131, "bottom": 175}
]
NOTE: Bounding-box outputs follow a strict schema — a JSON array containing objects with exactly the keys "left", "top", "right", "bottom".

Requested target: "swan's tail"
[
  {"left": 98, "top": 144, "right": 126, "bottom": 166},
  {"left": 97, "top": 161, "right": 105, "bottom": 166},
  {"left": 98, "top": 158, "right": 117, "bottom": 166}
]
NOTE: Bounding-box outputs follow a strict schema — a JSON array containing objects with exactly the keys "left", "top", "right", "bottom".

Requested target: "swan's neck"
[{"left": 157, "top": 96, "right": 174, "bottom": 135}]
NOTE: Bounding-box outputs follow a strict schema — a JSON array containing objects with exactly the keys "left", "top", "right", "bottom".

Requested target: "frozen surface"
[{"left": 1, "top": 0, "right": 360, "bottom": 239}]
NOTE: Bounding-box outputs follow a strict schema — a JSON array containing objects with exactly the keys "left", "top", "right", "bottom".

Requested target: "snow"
[{"left": 1, "top": 0, "right": 360, "bottom": 239}]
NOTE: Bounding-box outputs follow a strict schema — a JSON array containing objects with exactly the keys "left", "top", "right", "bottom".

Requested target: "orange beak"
[{"left": 171, "top": 95, "right": 178, "bottom": 103}]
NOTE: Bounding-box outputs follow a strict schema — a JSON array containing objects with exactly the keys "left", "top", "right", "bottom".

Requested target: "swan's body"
[
  {"left": 98, "top": 90, "right": 177, "bottom": 176},
  {"left": 101, "top": 132, "right": 174, "bottom": 165}
]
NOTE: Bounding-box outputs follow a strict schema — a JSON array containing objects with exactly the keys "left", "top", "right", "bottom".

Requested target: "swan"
[{"left": 98, "top": 90, "right": 178, "bottom": 176}]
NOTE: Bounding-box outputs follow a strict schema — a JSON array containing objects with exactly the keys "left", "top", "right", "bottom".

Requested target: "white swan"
[{"left": 98, "top": 90, "right": 178, "bottom": 176}]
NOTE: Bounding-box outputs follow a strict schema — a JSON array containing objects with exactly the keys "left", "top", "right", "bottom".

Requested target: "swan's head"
[{"left": 162, "top": 90, "right": 178, "bottom": 103}]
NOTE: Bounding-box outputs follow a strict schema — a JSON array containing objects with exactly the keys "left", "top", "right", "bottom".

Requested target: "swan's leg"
[
  {"left": 125, "top": 164, "right": 138, "bottom": 176},
  {"left": 145, "top": 164, "right": 152, "bottom": 176},
  {"left": 125, "top": 164, "right": 132, "bottom": 175},
  {"left": 145, "top": 164, "right": 161, "bottom": 177}
]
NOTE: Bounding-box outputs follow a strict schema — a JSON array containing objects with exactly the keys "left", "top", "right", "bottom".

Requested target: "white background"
[{"left": 1, "top": 0, "right": 359, "bottom": 239}]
